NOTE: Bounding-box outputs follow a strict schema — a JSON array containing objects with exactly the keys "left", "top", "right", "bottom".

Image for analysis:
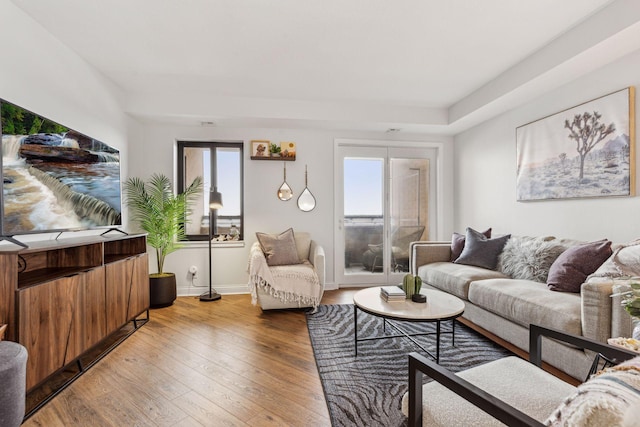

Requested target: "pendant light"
[
  {"left": 277, "top": 162, "right": 293, "bottom": 201},
  {"left": 297, "top": 165, "right": 316, "bottom": 212}
]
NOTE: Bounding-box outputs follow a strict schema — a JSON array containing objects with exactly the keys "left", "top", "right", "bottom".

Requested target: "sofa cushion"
[
  {"left": 417, "top": 262, "right": 508, "bottom": 300},
  {"left": 454, "top": 228, "right": 511, "bottom": 270},
  {"left": 547, "top": 239, "right": 613, "bottom": 293},
  {"left": 468, "top": 278, "right": 582, "bottom": 336},
  {"left": 256, "top": 228, "right": 302, "bottom": 266},
  {"left": 450, "top": 227, "right": 491, "bottom": 261},
  {"left": 498, "top": 236, "right": 566, "bottom": 283}
]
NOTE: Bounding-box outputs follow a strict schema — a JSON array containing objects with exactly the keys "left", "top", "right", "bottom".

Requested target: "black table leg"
[
  {"left": 354, "top": 304, "right": 358, "bottom": 356},
  {"left": 452, "top": 319, "right": 456, "bottom": 346},
  {"left": 436, "top": 320, "right": 441, "bottom": 363}
]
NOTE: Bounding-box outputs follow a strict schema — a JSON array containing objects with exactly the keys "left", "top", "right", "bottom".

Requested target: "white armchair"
[{"left": 248, "top": 230, "right": 325, "bottom": 311}]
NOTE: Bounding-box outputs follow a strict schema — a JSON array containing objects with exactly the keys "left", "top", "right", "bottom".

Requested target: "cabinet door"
[
  {"left": 79, "top": 267, "right": 106, "bottom": 352},
  {"left": 105, "top": 254, "right": 149, "bottom": 334},
  {"left": 0, "top": 254, "right": 17, "bottom": 341},
  {"left": 128, "top": 254, "right": 149, "bottom": 320},
  {"left": 105, "top": 259, "right": 130, "bottom": 334},
  {"left": 18, "top": 275, "right": 81, "bottom": 390}
]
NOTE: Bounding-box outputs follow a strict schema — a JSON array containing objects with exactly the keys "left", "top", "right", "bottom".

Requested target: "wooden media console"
[{"left": 0, "top": 233, "right": 149, "bottom": 391}]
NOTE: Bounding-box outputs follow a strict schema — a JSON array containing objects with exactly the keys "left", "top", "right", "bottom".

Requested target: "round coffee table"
[{"left": 353, "top": 286, "right": 465, "bottom": 363}]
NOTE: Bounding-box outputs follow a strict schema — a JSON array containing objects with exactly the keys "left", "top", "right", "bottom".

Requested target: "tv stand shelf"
[
  {"left": 0, "top": 233, "right": 149, "bottom": 391},
  {"left": 18, "top": 267, "right": 93, "bottom": 289}
]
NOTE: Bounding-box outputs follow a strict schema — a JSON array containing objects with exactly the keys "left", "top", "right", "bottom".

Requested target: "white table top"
[{"left": 353, "top": 286, "right": 465, "bottom": 320}]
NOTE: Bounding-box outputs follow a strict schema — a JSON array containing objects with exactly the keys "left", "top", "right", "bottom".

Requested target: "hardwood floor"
[{"left": 23, "top": 290, "right": 358, "bottom": 427}]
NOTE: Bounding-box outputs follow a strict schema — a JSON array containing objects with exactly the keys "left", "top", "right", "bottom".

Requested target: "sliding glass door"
[
  {"left": 335, "top": 144, "right": 437, "bottom": 286},
  {"left": 389, "top": 156, "right": 431, "bottom": 273},
  {"left": 341, "top": 149, "right": 386, "bottom": 284}
]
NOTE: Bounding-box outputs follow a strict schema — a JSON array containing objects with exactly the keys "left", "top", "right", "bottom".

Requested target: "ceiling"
[{"left": 12, "top": 0, "right": 640, "bottom": 134}]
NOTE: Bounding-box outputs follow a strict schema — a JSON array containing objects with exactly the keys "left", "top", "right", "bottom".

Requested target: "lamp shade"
[{"left": 209, "top": 187, "right": 223, "bottom": 210}]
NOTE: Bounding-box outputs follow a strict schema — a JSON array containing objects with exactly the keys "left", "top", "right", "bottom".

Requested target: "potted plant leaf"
[
  {"left": 269, "top": 143, "right": 281, "bottom": 157},
  {"left": 124, "top": 173, "right": 203, "bottom": 307}
]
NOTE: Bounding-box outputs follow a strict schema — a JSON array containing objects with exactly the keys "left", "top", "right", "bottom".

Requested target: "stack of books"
[{"left": 380, "top": 286, "right": 406, "bottom": 302}]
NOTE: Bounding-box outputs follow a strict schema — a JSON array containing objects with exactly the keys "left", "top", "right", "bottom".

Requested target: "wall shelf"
[{"left": 250, "top": 156, "right": 296, "bottom": 161}]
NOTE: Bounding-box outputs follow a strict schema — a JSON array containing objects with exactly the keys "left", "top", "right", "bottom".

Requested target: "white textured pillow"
[
  {"left": 587, "top": 240, "right": 640, "bottom": 280},
  {"left": 545, "top": 356, "right": 640, "bottom": 426},
  {"left": 498, "top": 236, "right": 566, "bottom": 283}
]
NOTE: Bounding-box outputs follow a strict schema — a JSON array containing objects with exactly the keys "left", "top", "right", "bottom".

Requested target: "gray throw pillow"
[
  {"left": 450, "top": 227, "right": 492, "bottom": 261},
  {"left": 454, "top": 227, "right": 511, "bottom": 270},
  {"left": 256, "top": 228, "right": 302, "bottom": 266}
]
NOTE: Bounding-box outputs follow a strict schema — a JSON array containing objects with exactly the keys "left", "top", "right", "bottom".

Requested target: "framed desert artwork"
[{"left": 516, "top": 87, "right": 635, "bottom": 201}]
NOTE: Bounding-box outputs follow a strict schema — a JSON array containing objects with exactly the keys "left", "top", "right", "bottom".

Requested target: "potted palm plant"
[{"left": 124, "top": 173, "right": 203, "bottom": 307}]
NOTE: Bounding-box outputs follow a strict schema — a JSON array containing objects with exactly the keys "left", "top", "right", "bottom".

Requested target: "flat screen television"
[{"left": 0, "top": 99, "right": 122, "bottom": 245}]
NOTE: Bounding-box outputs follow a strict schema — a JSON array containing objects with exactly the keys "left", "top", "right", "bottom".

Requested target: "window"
[{"left": 177, "top": 141, "right": 244, "bottom": 241}]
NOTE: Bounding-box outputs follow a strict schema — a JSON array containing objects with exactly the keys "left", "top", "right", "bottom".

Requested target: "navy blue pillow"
[{"left": 454, "top": 227, "right": 511, "bottom": 270}]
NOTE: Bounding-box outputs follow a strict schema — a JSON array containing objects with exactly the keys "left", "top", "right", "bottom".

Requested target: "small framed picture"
[
  {"left": 251, "top": 140, "right": 270, "bottom": 157},
  {"left": 281, "top": 142, "right": 296, "bottom": 159}
]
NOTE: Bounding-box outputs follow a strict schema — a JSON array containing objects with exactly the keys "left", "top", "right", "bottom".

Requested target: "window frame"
[{"left": 176, "top": 140, "right": 244, "bottom": 242}]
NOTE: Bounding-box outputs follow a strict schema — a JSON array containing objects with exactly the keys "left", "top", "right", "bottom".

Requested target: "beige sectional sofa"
[{"left": 409, "top": 236, "right": 638, "bottom": 381}]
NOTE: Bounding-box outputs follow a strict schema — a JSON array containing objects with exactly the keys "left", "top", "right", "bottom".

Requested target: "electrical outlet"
[{"left": 189, "top": 265, "right": 198, "bottom": 277}]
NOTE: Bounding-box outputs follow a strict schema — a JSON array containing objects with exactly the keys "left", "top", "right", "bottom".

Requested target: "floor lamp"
[{"left": 200, "top": 187, "right": 223, "bottom": 302}]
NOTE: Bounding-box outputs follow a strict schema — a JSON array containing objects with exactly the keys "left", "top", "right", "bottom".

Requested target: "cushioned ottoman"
[{"left": 0, "top": 341, "right": 28, "bottom": 427}]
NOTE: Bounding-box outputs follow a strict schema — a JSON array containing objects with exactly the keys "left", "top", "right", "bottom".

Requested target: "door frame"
[{"left": 334, "top": 138, "right": 446, "bottom": 287}]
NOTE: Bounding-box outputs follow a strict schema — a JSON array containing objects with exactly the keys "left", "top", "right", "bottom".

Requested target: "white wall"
[
  {"left": 128, "top": 123, "right": 453, "bottom": 295},
  {"left": 0, "top": 1, "right": 130, "bottom": 238},
  {"left": 454, "top": 47, "right": 640, "bottom": 243},
  {"left": 0, "top": 1, "right": 128, "bottom": 156},
  {"left": 1, "top": 1, "right": 454, "bottom": 295}
]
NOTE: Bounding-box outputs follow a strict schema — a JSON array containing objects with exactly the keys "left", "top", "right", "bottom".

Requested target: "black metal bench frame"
[{"left": 407, "top": 324, "right": 638, "bottom": 427}]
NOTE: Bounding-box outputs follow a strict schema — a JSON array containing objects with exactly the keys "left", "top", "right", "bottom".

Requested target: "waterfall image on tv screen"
[{"left": 1, "top": 99, "right": 122, "bottom": 235}]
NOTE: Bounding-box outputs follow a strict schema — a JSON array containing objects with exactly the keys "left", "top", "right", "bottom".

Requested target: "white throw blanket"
[{"left": 248, "top": 242, "right": 321, "bottom": 309}]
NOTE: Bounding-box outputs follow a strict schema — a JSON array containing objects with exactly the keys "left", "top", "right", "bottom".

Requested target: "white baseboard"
[
  {"left": 177, "top": 283, "right": 250, "bottom": 297},
  {"left": 178, "top": 282, "right": 338, "bottom": 296}
]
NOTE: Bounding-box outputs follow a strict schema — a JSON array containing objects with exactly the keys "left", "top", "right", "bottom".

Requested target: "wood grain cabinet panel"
[
  {"left": 105, "top": 253, "right": 150, "bottom": 334},
  {"left": 105, "top": 259, "right": 131, "bottom": 334},
  {"left": 18, "top": 275, "right": 81, "bottom": 390},
  {"left": 128, "top": 254, "right": 149, "bottom": 320},
  {"left": 0, "top": 255, "right": 18, "bottom": 341},
  {"left": 79, "top": 268, "right": 107, "bottom": 353}
]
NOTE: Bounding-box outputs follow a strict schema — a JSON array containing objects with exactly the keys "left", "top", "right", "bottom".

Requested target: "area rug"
[{"left": 306, "top": 304, "right": 513, "bottom": 427}]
